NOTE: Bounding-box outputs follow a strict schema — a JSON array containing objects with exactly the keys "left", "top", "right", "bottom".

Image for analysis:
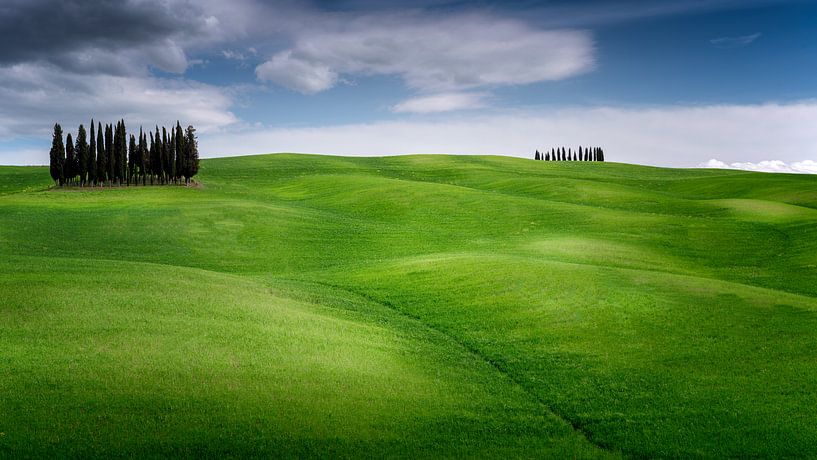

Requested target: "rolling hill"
[{"left": 1, "top": 153, "right": 816, "bottom": 457}]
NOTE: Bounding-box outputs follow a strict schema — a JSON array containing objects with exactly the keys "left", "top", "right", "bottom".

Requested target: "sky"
[{"left": 0, "top": 0, "right": 816, "bottom": 172}]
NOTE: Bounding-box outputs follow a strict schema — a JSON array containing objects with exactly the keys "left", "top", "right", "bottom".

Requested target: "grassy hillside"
[{"left": 1, "top": 154, "right": 816, "bottom": 457}]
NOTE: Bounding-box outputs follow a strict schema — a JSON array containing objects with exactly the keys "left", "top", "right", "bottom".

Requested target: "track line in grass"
[{"left": 279, "top": 276, "right": 621, "bottom": 456}]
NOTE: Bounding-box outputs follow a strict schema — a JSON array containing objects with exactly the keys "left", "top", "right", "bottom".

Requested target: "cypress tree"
[
  {"left": 138, "top": 128, "right": 147, "bottom": 185},
  {"left": 159, "top": 127, "right": 166, "bottom": 183},
  {"left": 160, "top": 127, "right": 169, "bottom": 183},
  {"left": 176, "top": 122, "right": 185, "bottom": 180},
  {"left": 150, "top": 129, "right": 158, "bottom": 184},
  {"left": 578, "top": 146, "right": 583, "bottom": 161},
  {"left": 185, "top": 125, "right": 199, "bottom": 183},
  {"left": 121, "top": 120, "right": 128, "bottom": 182},
  {"left": 96, "top": 122, "right": 106, "bottom": 185},
  {"left": 87, "top": 121, "right": 97, "bottom": 186},
  {"left": 535, "top": 150, "right": 540, "bottom": 161},
  {"left": 76, "top": 125, "right": 88, "bottom": 186},
  {"left": 599, "top": 148, "right": 605, "bottom": 162},
  {"left": 113, "top": 121, "right": 122, "bottom": 185},
  {"left": 105, "top": 124, "right": 114, "bottom": 185},
  {"left": 168, "top": 127, "right": 177, "bottom": 183},
  {"left": 169, "top": 129, "right": 176, "bottom": 183},
  {"left": 49, "top": 123, "right": 65, "bottom": 186},
  {"left": 114, "top": 121, "right": 121, "bottom": 184},
  {"left": 174, "top": 122, "right": 184, "bottom": 181},
  {"left": 128, "top": 134, "right": 136, "bottom": 185},
  {"left": 65, "top": 133, "right": 75, "bottom": 184}
]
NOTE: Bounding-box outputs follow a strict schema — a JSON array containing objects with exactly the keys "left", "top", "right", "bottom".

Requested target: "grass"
[{"left": 1, "top": 153, "right": 816, "bottom": 457}]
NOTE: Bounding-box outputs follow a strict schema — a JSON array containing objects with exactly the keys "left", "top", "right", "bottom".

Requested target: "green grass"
[{"left": 1, "top": 153, "right": 816, "bottom": 457}]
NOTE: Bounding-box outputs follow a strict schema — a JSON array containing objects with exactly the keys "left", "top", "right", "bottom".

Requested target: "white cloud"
[
  {"left": 0, "top": 63, "right": 237, "bottom": 140},
  {"left": 255, "top": 51, "right": 338, "bottom": 94},
  {"left": 392, "top": 92, "right": 488, "bottom": 114},
  {"left": 710, "top": 33, "right": 761, "bottom": 48},
  {"left": 700, "top": 158, "right": 817, "bottom": 174},
  {"left": 255, "top": 12, "right": 594, "bottom": 95},
  {"left": 200, "top": 102, "right": 817, "bottom": 170}
]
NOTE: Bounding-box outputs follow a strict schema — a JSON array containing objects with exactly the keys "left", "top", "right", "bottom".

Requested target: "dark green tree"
[
  {"left": 169, "top": 128, "right": 176, "bottom": 183},
  {"left": 138, "top": 128, "right": 147, "bottom": 185},
  {"left": 150, "top": 129, "right": 158, "bottom": 184},
  {"left": 120, "top": 120, "right": 128, "bottom": 183},
  {"left": 96, "top": 122, "right": 107, "bottom": 185},
  {"left": 76, "top": 125, "right": 88, "bottom": 186},
  {"left": 113, "top": 121, "right": 122, "bottom": 185},
  {"left": 49, "top": 123, "right": 65, "bottom": 186},
  {"left": 105, "top": 124, "right": 114, "bottom": 185},
  {"left": 160, "top": 127, "right": 169, "bottom": 183},
  {"left": 175, "top": 122, "right": 184, "bottom": 182},
  {"left": 65, "top": 133, "right": 75, "bottom": 184},
  {"left": 87, "top": 121, "right": 97, "bottom": 186},
  {"left": 185, "top": 125, "right": 199, "bottom": 183},
  {"left": 128, "top": 134, "right": 136, "bottom": 185}
]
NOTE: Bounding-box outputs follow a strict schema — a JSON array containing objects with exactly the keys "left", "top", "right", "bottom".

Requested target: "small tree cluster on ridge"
[
  {"left": 534, "top": 146, "right": 605, "bottom": 162},
  {"left": 49, "top": 120, "right": 199, "bottom": 187}
]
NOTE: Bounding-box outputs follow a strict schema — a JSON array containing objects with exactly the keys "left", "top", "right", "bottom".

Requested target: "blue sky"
[{"left": 0, "top": 0, "right": 816, "bottom": 171}]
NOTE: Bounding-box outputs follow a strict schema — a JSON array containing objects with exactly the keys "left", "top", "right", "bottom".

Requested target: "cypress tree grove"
[
  {"left": 87, "top": 121, "right": 97, "bottom": 186},
  {"left": 49, "top": 119, "right": 198, "bottom": 187},
  {"left": 96, "top": 122, "right": 106, "bottom": 186},
  {"left": 49, "top": 123, "right": 65, "bottom": 186},
  {"left": 185, "top": 124, "right": 199, "bottom": 183},
  {"left": 76, "top": 125, "right": 88, "bottom": 186},
  {"left": 65, "top": 133, "right": 75, "bottom": 184}
]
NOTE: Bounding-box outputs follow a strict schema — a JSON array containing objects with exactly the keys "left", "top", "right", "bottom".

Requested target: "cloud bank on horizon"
[{"left": 0, "top": 0, "right": 815, "bottom": 172}]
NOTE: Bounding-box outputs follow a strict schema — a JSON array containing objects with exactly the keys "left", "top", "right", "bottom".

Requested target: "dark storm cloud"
[{"left": 0, "top": 0, "right": 209, "bottom": 73}]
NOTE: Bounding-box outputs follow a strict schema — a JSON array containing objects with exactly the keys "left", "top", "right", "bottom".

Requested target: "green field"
[{"left": 2, "top": 154, "right": 816, "bottom": 458}]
